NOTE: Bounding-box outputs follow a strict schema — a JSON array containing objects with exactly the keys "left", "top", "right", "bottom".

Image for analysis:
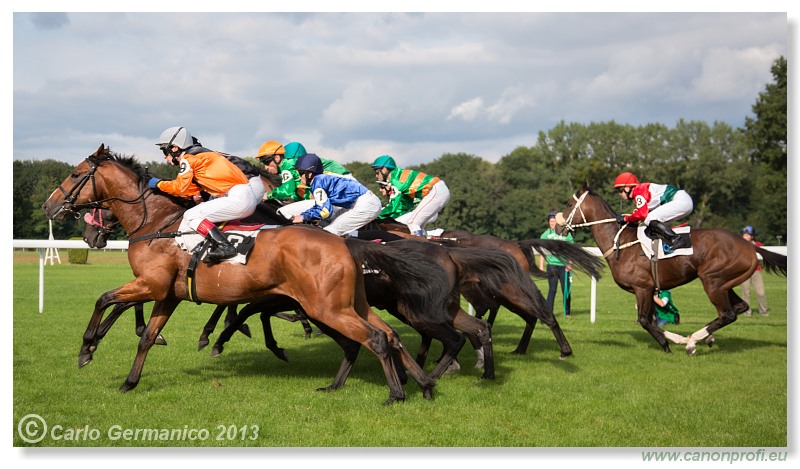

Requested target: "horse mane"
[{"left": 582, "top": 183, "right": 619, "bottom": 217}]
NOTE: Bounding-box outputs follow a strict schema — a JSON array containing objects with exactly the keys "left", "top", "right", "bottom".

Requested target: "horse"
[
  {"left": 43, "top": 144, "right": 434, "bottom": 404},
  {"left": 556, "top": 184, "right": 787, "bottom": 355},
  {"left": 371, "top": 220, "right": 604, "bottom": 354}
]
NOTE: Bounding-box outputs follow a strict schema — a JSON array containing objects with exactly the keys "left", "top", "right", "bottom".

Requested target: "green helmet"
[
  {"left": 284, "top": 142, "right": 307, "bottom": 159},
  {"left": 371, "top": 155, "right": 396, "bottom": 170}
]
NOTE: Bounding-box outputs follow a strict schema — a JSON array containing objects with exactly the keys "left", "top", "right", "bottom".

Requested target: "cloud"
[{"left": 29, "top": 13, "right": 70, "bottom": 30}]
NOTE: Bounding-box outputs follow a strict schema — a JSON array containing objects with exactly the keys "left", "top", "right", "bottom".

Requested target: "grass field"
[{"left": 12, "top": 250, "right": 788, "bottom": 448}]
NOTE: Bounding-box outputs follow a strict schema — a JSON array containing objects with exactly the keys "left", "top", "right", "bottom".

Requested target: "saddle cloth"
[
  {"left": 177, "top": 220, "right": 282, "bottom": 264},
  {"left": 637, "top": 225, "right": 693, "bottom": 260}
]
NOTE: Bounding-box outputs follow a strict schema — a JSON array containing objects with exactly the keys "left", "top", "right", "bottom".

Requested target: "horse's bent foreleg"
[
  {"left": 634, "top": 288, "right": 670, "bottom": 353},
  {"left": 453, "top": 309, "right": 495, "bottom": 379},
  {"left": 133, "top": 303, "right": 167, "bottom": 346},
  {"left": 361, "top": 307, "right": 435, "bottom": 400},
  {"left": 223, "top": 304, "right": 252, "bottom": 338},
  {"left": 211, "top": 303, "right": 263, "bottom": 357},
  {"left": 120, "top": 298, "right": 181, "bottom": 392},
  {"left": 260, "top": 312, "right": 288, "bottom": 362}
]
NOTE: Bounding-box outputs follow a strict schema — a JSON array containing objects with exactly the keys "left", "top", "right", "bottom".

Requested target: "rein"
[{"left": 561, "top": 190, "right": 640, "bottom": 258}]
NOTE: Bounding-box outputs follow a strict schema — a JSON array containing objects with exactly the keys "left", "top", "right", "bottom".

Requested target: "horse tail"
[
  {"left": 755, "top": 246, "right": 788, "bottom": 276},
  {"left": 518, "top": 239, "right": 604, "bottom": 279},
  {"left": 344, "top": 239, "right": 454, "bottom": 323},
  {"left": 446, "top": 247, "right": 549, "bottom": 314}
]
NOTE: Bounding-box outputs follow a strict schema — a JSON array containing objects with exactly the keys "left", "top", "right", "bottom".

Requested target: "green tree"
[{"left": 741, "top": 55, "right": 787, "bottom": 243}]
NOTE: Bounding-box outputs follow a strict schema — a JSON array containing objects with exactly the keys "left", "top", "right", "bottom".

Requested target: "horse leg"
[
  {"left": 211, "top": 303, "right": 263, "bottom": 357},
  {"left": 120, "top": 298, "right": 181, "bottom": 392},
  {"left": 415, "top": 335, "right": 433, "bottom": 368},
  {"left": 80, "top": 296, "right": 130, "bottom": 368},
  {"left": 633, "top": 288, "right": 671, "bottom": 353},
  {"left": 311, "top": 321, "right": 362, "bottom": 392},
  {"left": 361, "top": 307, "right": 435, "bottom": 400},
  {"left": 415, "top": 321, "right": 466, "bottom": 381},
  {"left": 223, "top": 305, "right": 252, "bottom": 339},
  {"left": 198, "top": 304, "right": 227, "bottom": 351},
  {"left": 133, "top": 303, "right": 167, "bottom": 346},
  {"left": 307, "top": 309, "right": 406, "bottom": 405},
  {"left": 453, "top": 309, "right": 495, "bottom": 379},
  {"left": 259, "top": 311, "right": 289, "bottom": 362},
  {"left": 686, "top": 284, "right": 739, "bottom": 356},
  {"left": 274, "top": 310, "right": 314, "bottom": 339}
]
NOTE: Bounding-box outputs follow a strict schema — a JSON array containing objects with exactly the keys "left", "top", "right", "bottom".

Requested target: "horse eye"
[{"left": 70, "top": 172, "right": 81, "bottom": 179}]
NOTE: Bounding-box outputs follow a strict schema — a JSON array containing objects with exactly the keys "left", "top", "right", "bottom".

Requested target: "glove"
[
  {"left": 148, "top": 177, "right": 161, "bottom": 190},
  {"left": 616, "top": 214, "right": 625, "bottom": 224}
]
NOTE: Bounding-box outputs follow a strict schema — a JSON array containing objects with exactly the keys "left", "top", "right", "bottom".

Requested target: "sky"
[{"left": 8, "top": 6, "right": 789, "bottom": 168}]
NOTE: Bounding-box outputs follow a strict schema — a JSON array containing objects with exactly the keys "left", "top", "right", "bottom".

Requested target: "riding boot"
[
  {"left": 205, "top": 226, "right": 237, "bottom": 262},
  {"left": 648, "top": 220, "right": 688, "bottom": 251}
]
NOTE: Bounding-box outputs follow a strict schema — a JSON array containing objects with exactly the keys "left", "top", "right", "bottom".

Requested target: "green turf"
[{"left": 12, "top": 250, "right": 787, "bottom": 447}]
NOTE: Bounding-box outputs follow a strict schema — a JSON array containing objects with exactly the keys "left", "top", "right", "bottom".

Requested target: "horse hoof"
[
  {"left": 316, "top": 385, "right": 336, "bottom": 393},
  {"left": 119, "top": 381, "right": 137, "bottom": 393},
  {"left": 155, "top": 334, "right": 168, "bottom": 346},
  {"left": 705, "top": 335, "right": 716, "bottom": 348},
  {"left": 198, "top": 338, "right": 209, "bottom": 351},
  {"left": 422, "top": 388, "right": 434, "bottom": 400},
  {"left": 273, "top": 349, "right": 289, "bottom": 362},
  {"left": 443, "top": 360, "right": 461, "bottom": 375},
  {"left": 686, "top": 346, "right": 697, "bottom": 356},
  {"left": 474, "top": 360, "right": 485, "bottom": 369},
  {"left": 559, "top": 351, "right": 573, "bottom": 360},
  {"left": 78, "top": 354, "right": 93, "bottom": 368},
  {"left": 210, "top": 345, "right": 223, "bottom": 358},
  {"left": 511, "top": 348, "right": 526, "bottom": 355},
  {"left": 481, "top": 372, "right": 496, "bottom": 380},
  {"left": 383, "top": 396, "right": 405, "bottom": 406}
]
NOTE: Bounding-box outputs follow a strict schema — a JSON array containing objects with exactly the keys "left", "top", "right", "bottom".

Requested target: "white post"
[
  {"left": 38, "top": 248, "right": 45, "bottom": 313},
  {"left": 590, "top": 276, "right": 597, "bottom": 323}
]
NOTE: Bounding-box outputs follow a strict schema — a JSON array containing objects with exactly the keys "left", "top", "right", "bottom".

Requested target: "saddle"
[{"left": 637, "top": 225, "right": 693, "bottom": 260}]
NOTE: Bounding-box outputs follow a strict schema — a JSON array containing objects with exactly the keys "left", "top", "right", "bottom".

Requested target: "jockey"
[
  {"left": 613, "top": 171, "right": 693, "bottom": 251},
  {"left": 371, "top": 155, "right": 450, "bottom": 238},
  {"left": 149, "top": 126, "right": 265, "bottom": 262},
  {"left": 290, "top": 153, "right": 382, "bottom": 237},
  {"left": 256, "top": 140, "right": 309, "bottom": 202}
]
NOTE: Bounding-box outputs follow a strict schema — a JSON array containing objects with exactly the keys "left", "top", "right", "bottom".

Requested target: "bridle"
[
  {"left": 559, "top": 190, "right": 639, "bottom": 258},
  {"left": 559, "top": 191, "right": 618, "bottom": 232},
  {"left": 83, "top": 208, "right": 119, "bottom": 236},
  {"left": 56, "top": 156, "right": 151, "bottom": 237}
]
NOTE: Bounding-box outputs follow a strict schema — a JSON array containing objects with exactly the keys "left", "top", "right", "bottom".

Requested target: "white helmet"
[{"left": 156, "top": 126, "right": 194, "bottom": 150}]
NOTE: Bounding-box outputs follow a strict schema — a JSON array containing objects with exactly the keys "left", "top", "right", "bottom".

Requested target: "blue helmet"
[
  {"left": 295, "top": 153, "right": 323, "bottom": 175},
  {"left": 740, "top": 225, "right": 755, "bottom": 235}
]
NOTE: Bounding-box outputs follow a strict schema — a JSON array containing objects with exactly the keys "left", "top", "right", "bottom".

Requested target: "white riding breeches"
[
  {"left": 322, "top": 191, "right": 383, "bottom": 237},
  {"left": 396, "top": 180, "right": 450, "bottom": 233},
  {"left": 183, "top": 177, "right": 265, "bottom": 232},
  {"left": 644, "top": 190, "right": 693, "bottom": 225}
]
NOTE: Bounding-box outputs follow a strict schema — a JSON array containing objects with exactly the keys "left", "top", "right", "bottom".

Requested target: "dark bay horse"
[
  {"left": 557, "top": 184, "right": 787, "bottom": 355},
  {"left": 373, "top": 220, "right": 603, "bottom": 354},
  {"left": 43, "top": 144, "right": 434, "bottom": 404}
]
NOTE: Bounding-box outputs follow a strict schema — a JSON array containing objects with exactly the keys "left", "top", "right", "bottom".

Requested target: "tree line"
[{"left": 14, "top": 57, "right": 786, "bottom": 246}]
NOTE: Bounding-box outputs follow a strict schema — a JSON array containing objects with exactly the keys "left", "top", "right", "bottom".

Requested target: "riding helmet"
[
  {"left": 613, "top": 172, "right": 639, "bottom": 188},
  {"left": 295, "top": 153, "right": 323, "bottom": 175},
  {"left": 372, "top": 155, "right": 397, "bottom": 170},
  {"left": 156, "top": 126, "right": 194, "bottom": 150},
  {"left": 741, "top": 225, "right": 755, "bottom": 235},
  {"left": 256, "top": 140, "right": 285, "bottom": 160},
  {"left": 284, "top": 142, "right": 307, "bottom": 159}
]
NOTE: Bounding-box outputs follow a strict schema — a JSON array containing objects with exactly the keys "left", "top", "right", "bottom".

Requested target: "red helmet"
[{"left": 613, "top": 172, "right": 639, "bottom": 188}]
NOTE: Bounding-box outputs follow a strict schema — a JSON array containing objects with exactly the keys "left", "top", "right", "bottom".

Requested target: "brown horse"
[
  {"left": 42, "top": 144, "right": 434, "bottom": 404},
  {"left": 556, "top": 184, "right": 787, "bottom": 355}
]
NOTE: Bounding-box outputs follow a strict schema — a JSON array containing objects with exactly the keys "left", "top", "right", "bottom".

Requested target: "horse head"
[
  {"left": 555, "top": 184, "right": 617, "bottom": 233},
  {"left": 82, "top": 207, "right": 119, "bottom": 248}
]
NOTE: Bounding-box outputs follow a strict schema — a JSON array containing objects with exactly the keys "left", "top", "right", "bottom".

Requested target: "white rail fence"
[{"left": 13, "top": 239, "right": 786, "bottom": 317}]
